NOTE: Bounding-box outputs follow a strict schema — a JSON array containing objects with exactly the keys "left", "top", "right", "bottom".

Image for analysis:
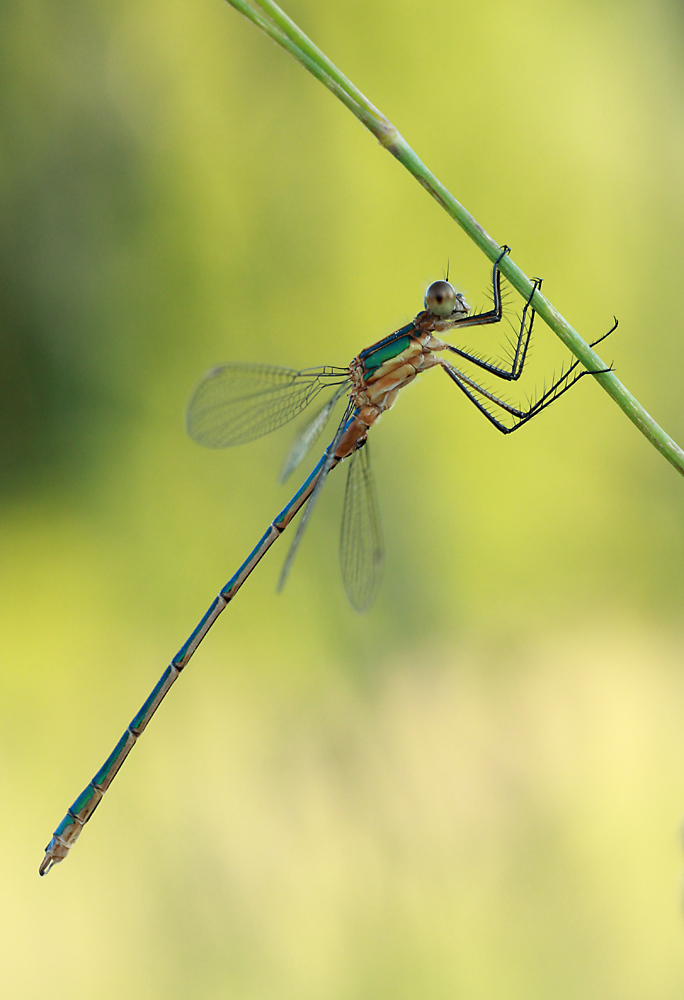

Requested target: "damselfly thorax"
[
  {"left": 340, "top": 331, "right": 446, "bottom": 457},
  {"left": 340, "top": 283, "right": 471, "bottom": 458}
]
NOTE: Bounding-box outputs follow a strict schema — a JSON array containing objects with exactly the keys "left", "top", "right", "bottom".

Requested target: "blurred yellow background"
[{"left": 3, "top": 0, "right": 684, "bottom": 995}]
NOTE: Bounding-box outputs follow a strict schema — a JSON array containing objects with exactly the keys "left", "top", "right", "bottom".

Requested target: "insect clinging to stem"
[{"left": 39, "top": 246, "right": 616, "bottom": 875}]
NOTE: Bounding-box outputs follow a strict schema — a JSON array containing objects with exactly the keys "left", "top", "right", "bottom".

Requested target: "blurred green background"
[{"left": 3, "top": 0, "right": 684, "bottom": 995}]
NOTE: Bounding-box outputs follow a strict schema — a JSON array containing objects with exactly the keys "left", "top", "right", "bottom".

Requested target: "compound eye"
[{"left": 425, "top": 280, "right": 457, "bottom": 317}]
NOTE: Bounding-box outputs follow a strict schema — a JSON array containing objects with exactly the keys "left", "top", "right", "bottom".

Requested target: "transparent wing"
[
  {"left": 187, "top": 363, "right": 347, "bottom": 448},
  {"left": 280, "top": 382, "right": 351, "bottom": 482},
  {"left": 277, "top": 401, "right": 354, "bottom": 595},
  {"left": 339, "top": 444, "right": 383, "bottom": 613}
]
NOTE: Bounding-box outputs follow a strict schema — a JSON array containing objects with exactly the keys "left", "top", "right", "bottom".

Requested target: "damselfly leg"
[
  {"left": 433, "top": 247, "right": 539, "bottom": 381},
  {"left": 421, "top": 246, "right": 617, "bottom": 432},
  {"left": 441, "top": 321, "right": 617, "bottom": 434}
]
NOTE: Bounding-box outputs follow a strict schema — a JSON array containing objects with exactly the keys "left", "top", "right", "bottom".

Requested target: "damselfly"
[{"left": 39, "top": 247, "right": 615, "bottom": 874}]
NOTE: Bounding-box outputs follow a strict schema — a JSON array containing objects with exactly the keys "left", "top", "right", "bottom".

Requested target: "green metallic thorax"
[{"left": 358, "top": 323, "right": 415, "bottom": 381}]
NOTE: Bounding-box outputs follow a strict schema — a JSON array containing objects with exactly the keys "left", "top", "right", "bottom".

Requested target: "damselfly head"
[{"left": 424, "top": 280, "right": 464, "bottom": 318}]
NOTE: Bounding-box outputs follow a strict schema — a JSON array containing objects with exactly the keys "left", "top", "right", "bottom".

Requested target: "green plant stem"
[{"left": 226, "top": 0, "right": 684, "bottom": 477}]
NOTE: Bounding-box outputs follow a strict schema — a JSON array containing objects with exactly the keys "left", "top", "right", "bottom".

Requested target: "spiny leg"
[
  {"left": 440, "top": 320, "right": 618, "bottom": 435},
  {"left": 444, "top": 262, "right": 542, "bottom": 383},
  {"left": 444, "top": 245, "right": 511, "bottom": 332},
  {"left": 446, "top": 278, "right": 542, "bottom": 382}
]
